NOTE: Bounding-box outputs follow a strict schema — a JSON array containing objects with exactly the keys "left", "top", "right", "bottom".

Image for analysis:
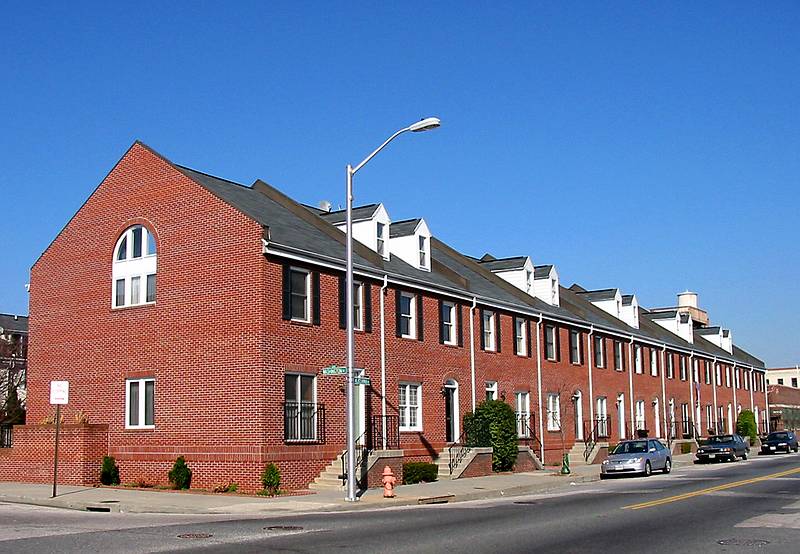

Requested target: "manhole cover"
[
  {"left": 265, "top": 526, "right": 304, "bottom": 532},
  {"left": 717, "top": 538, "right": 770, "bottom": 547},
  {"left": 177, "top": 533, "right": 213, "bottom": 539}
]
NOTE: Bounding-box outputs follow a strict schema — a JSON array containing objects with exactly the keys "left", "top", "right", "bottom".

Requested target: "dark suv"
[
  {"left": 760, "top": 431, "right": 799, "bottom": 454},
  {"left": 696, "top": 434, "right": 749, "bottom": 462}
]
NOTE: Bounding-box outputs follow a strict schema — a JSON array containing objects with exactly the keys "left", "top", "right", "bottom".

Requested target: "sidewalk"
[{"left": 0, "top": 454, "right": 696, "bottom": 515}]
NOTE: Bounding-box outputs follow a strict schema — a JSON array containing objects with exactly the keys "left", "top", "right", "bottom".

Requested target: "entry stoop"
[
  {"left": 308, "top": 452, "right": 346, "bottom": 491},
  {"left": 436, "top": 446, "right": 493, "bottom": 479}
]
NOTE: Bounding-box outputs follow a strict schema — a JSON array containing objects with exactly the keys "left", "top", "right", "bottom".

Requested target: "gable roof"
[
  {"left": 478, "top": 256, "right": 529, "bottom": 271},
  {"left": 313, "top": 203, "right": 380, "bottom": 225},
  {"left": 534, "top": 265, "right": 553, "bottom": 279},
  {"left": 576, "top": 288, "right": 618, "bottom": 302},
  {"left": 389, "top": 219, "right": 421, "bottom": 238},
  {"left": 0, "top": 314, "right": 28, "bottom": 334}
]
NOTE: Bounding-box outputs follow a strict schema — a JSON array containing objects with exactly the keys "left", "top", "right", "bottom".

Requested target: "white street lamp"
[{"left": 344, "top": 117, "right": 440, "bottom": 502}]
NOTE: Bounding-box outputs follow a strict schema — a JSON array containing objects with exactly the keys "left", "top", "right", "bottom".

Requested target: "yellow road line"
[{"left": 622, "top": 466, "right": 800, "bottom": 510}]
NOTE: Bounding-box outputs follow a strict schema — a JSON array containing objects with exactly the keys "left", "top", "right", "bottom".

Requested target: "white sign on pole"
[{"left": 50, "top": 381, "right": 69, "bottom": 405}]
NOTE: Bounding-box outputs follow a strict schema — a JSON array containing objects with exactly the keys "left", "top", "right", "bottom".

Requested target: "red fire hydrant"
[{"left": 382, "top": 466, "right": 397, "bottom": 498}]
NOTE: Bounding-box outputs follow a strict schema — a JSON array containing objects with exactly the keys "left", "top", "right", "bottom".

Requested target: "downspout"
[
  {"left": 660, "top": 345, "right": 667, "bottom": 440},
  {"left": 749, "top": 368, "right": 754, "bottom": 412},
  {"left": 732, "top": 363, "right": 738, "bottom": 422},
  {"left": 764, "top": 372, "right": 770, "bottom": 433},
  {"left": 536, "top": 314, "right": 545, "bottom": 462},
  {"left": 469, "top": 297, "right": 477, "bottom": 411},
  {"left": 712, "top": 357, "right": 719, "bottom": 434},
  {"left": 628, "top": 337, "right": 635, "bottom": 438},
  {"left": 688, "top": 352, "right": 696, "bottom": 437},
  {"left": 587, "top": 326, "right": 595, "bottom": 434},
  {"left": 380, "top": 275, "right": 388, "bottom": 450}
]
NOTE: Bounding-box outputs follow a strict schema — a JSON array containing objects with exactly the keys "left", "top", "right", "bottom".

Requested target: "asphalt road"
[{"left": 2, "top": 452, "right": 800, "bottom": 553}]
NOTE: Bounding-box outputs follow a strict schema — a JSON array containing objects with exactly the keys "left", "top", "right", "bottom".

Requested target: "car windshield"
[
  {"left": 612, "top": 441, "right": 648, "bottom": 455},
  {"left": 708, "top": 435, "right": 734, "bottom": 444},
  {"left": 768, "top": 432, "right": 790, "bottom": 441}
]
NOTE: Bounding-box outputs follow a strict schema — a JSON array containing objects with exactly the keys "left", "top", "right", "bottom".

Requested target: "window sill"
[
  {"left": 442, "top": 342, "right": 460, "bottom": 348},
  {"left": 400, "top": 428, "right": 423, "bottom": 434},
  {"left": 124, "top": 426, "right": 155, "bottom": 431},
  {"left": 285, "top": 439, "right": 323, "bottom": 444},
  {"left": 289, "top": 319, "right": 313, "bottom": 327},
  {"left": 398, "top": 335, "right": 418, "bottom": 341},
  {"left": 112, "top": 302, "right": 155, "bottom": 311}
]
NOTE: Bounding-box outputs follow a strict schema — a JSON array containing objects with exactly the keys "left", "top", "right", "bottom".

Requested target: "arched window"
[{"left": 113, "top": 225, "right": 157, "bottom": 307}]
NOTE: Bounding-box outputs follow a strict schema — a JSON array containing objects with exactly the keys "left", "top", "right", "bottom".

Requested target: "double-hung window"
[
  {"left": 485, "top": 381, "right": 498, "bottom": 401},
  {"left": 515, "top": 392, "right": 530, "bottom": 437},
  {"left": 289, "top": 268, "right": 311, "bottom": 322},
  {"left": 482, "top": 310, "right": 496, "bottom": 351},
  {"left": 376, "top": 222, "right": 386, "bottom": 258},
  {"left": 399, "top": 292, "right": 416, "bottom": 339},
  {"left": 704, "top": 362, "right": 711, "bottom": 384},
  {"left": 284, "top": 373, "right": 316, "bottom": 441},
  {"left": 666, "top": 354, "right": 674, "bottom": 379},
  {"left": 614, "top": 341, "right": 624, "bottom": 371},
  {"left": 593, "top": 335, "right": 604, "bottom": 368},
  {"left": 716, "top": 364, "right": 722, "bottom": 386},
  {"left": 680, "top": 356, "right": 687, "bottom": 381},
  {"left": 634, "top": 345, "right": 643, "bottom": 374},
  {"left": 441, "top": 301, "right": 456, "bottom": 345},
  {"left": 693, "top": 359, "right": 699, "bottom": 383},
  {"left": 352, "top": 282, "right": 364, "bottom": 331},
  {"left": 545, "top": 325, "right": 557, "bottom": 361},
  {"left": 399, "top": 383, "right": 422, "bottom": 431},
  {"left": 418, "top": 236, "right": 427, "bottom": 268},
  {"left": 547, "top": 393, "right": 561, "bottom": 431},
  {"left": 126, "top": 378, "right": 155, "bottom": 429},
  {"left": 569, "top": 330, "right": 581, "bottom": 364},
  {"left": 635, "top": 400, "right": 646, "bottom": 430},
  {"left": 725, "top": 367, "right": 731, "bottom": 388},
  {"left": 650, "top": 348, "right": 658, "bottom": 377},
  {"left": 514, "top": 317, "right": 526, "bottom": 356}
]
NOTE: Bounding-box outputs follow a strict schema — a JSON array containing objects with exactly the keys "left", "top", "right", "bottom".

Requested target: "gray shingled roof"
[
  {"left": 576, "top": 288, "right": 618, "bottom": 302},
  {"left": 697, "top": 326, "right": 722, "bottom": 335},
  {"left": 0, "top": 314, "right": 28, "bottom": 333},
  {"left": 534, "top": 265, "right": 553, "bottom": 279},
  {"left": 389, "top": 219, "right": 421, "bottom": 238},
  {"left": 316, "top": 204, "right": 380, "bottom": 225},
  {"left": 478, "top": 256, "right": 528, "bottom": 271},
  {"left": 622, "top": 294, "right": 635, "bottom": 306},
  {"left": 645, "top": 310, "right": 677, "bottom": 320}
]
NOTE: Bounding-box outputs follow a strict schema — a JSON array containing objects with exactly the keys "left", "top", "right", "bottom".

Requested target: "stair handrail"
[
  {"left": 448, "top": 431, "right": 471, "bottom": 476},
  {"left": 583, "top": 416, "right": 606, "bottom": 462},
  {"left": 340, "top": 430, "right": 370, "bottom": 487}
]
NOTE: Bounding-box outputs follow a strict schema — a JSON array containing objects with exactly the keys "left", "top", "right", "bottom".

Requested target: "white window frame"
[
  {"left": 547, "top": 393, "right": 561, "bottom": 431},
  {"left": 693, "top": 359, "right": 699, "bottom": 383},
  {"left": 545, "top": 325, "right": 557, "bottom": 361},
  {"left": 418, "top": 235, "right": 428, "bottom": 268},
  {"left": 594, "top": 335, "right": 604, "bottom": 368},
  {"left": 635, "top": 400, "right": 646, "bottom": 430},
  {"left": 442, "top": 301, "right": 457, "bottom": 346},
  {"left": 125, "top": 378, "right": 155, "bottom": 429},
  {"left": 399, "top": 292, "right": 416, "bottom": 339},
  {"left": 352, "top": 281, "right": 364, "bottom": 331},
  {"left": 650, "top": 348, "right": 658, "bottom": 377},
  {"left": 112, "top": 225, "right": 157, "bottom": 309},
  {"left": 289, "top": 267, "right": 311, "bottom": 323},
  {"left": 666, "top": 354, "right": 674, "bottom": 379},
  {"left": 514, "top": 317, "right": 527, "bottom": 356},
  {"left": 725, "top": 366, "right": 731, "bottom": 388},
  {"left": 483, "top": 310, "right": 496, "bottom": 352},
  {"left": 614, "top": 341, "right": 624, "bottom": 371},
  {"left": 634, "top": 345, "right": 643, "bottom": 374},
  {"left": 716, "top": 364, "right": 722, "bottom": 387},
  {"left": 399, "top": 382, "right": 422, "bottom": 432},
  {"left": 284, "top": 372, "right": 318, "bottom": 441},
  {"left": 704, "top": 362, "right": 711, "bottom": 385},
  {"left": 515, "top": 392, "right": 531, "bottom": 437},
  {"left": 680, "top": 356, "right": 687, "bottom": 381},
  {"left": 376, "top": 222, "right": 387, "bottom": 258},
  {"left": 569, "top": 329, "right": 581, "bottom": 365},
  {"left": 485, "top": 381, "right": 498, "bottom": 401}
]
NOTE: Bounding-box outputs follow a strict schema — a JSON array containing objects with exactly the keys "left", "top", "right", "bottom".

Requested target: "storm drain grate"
[
  {"left": 177, "top": 533, "right": 213, "bottom": 539},
  {"left": 717, "top": 538, "right": 770, "bottom": 547},
  {"left": 265, "top": 526, "right": 304, "bottom": 532}
]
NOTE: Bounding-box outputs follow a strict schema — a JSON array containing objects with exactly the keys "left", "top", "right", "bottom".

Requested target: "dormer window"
[
  {"left": 113, "top": 225, "right": 157, "bottom": 308},
  {"left": 526, "top": 270, "right": 532, "bottom": 293},
  {"left": 418, "top": 235, "right": 427, "bottom": 268},
  {"left": 377, "top": 222, "right": 386, "bottom": 258}
]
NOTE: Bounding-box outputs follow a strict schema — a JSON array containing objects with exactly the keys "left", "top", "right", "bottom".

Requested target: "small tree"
[
  {"left": 737, "top": 410, "right": 758, "bottom": 446},
  {"left": 261, "top": 462, "right": 281, "bottom": 496},
  {"left": 464, "top": 399, "right": 518, "bottom": 471},
  {"left": 168, "top": 456, "right": 192, "bottom": 490},
  {"left": 100, "top": 456, "right": 120, "bottom": 486}
]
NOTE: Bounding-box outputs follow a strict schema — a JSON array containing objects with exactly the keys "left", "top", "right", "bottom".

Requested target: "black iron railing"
[
  {"left": 584, "top": 417, "right": 609, "bottom": 462},
  {"left": 0, "top": 426, "right": 11, "bottom": 449},
  {"left": 517, "top": 414, "right": 543, "bottom": 455},
  {"left": 283, "top": 402, "right": 326, "bottom": 443},
  {"left": 341, "top": 430, "right": 369, "bottom": 487},
  {"left": 369, "top": 415, "right": 400, "bottom": 450},
  {"left": 449, "top": 431, "right": 471, "bottom": 476}
]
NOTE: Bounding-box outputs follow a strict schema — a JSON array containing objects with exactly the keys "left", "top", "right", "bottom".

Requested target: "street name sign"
[
  {"left": 322, "top": 365, "right": 348, "bottom": 375},
  {"left": 354, "top": 377, "right": 371, "bottom": 386}
]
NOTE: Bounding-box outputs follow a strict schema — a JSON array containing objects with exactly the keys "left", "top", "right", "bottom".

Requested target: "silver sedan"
[{"left": 601, "top": 439, "right": 672, "bottom": 478}]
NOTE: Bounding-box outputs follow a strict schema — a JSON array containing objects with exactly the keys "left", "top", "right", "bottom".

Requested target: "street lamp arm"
[{"left": 351, "top": 127, "right": 410, "bottom": 175}]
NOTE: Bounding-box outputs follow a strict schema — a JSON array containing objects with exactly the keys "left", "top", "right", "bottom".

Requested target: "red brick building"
[{"left": 0, "top": 142, "right": 769, "bottom": 491}]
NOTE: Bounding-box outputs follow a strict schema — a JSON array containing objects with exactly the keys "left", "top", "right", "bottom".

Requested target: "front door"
[
  {"left": 444, "top": 382, "right": 459, "bottom": 442},
  {"left": 574, "top": 391, "right": 584, "bottom": 441}
]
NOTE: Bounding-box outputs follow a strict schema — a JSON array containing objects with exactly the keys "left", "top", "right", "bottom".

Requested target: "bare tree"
[
  {"left": 0, "top": 331, "right": 27, "bottom": 427},
  {"left": 545, "top": 380, "right": 577, "bottom": 473}
]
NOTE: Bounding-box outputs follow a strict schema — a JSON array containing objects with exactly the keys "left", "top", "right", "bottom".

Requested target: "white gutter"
[
  {"left": 536, "top": 314, "right": 545, "bottom": 462},
  {"left": 380, "top": 274, "right": 388, "bottom": 450},
  {"left": 469, "top": 297, "right": 477, "bottom": 411}
]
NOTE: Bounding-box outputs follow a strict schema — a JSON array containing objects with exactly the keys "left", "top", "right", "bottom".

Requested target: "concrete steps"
[{"left": 308, "top": 453, "right": 346, "bottom": 491}]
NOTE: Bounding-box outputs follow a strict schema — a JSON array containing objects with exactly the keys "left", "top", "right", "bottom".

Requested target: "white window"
[
  {"left": 594, "top": 335, "right": 604, "bottom": 368},
  {"left": 596, "top": 397, "right": 609, "bottom": 437},
  {"left": 716, "top": 364, "right": 721, "bottom": 386},
  {"left": 634, "top": 345, "right": 643, "bottom": 374},
  {"left": 650, "top": 349, "right": 658, "bottom": 376},
  {"left": 614, "top": 341, "right": 624, "bottom": 371},
  {"left": 126, "top": 378, "right": 155, "bottom": 429},
  {"left": 744, "top": 371, "right": 749, "bottom": 390},
  {"left": 485, "top": 381, "right": 498, "bottom": 401},
  {"left": 515, "top": 392, "right": 530, "bottom": 437},
  {"left": 545, "top": 325, "right": 557, "bottom": 361},
  {"left": 569, "top": 330, "right": 581, "bottom": 364},
  {"left": 284, "top": 373, "right": 317, "bottom": 441},
  {"left": 665, "top": 354, "right": 673, "bottom": 379},
  {"left": 525, "top": 270, "right": 532, "bottom": 293},
  {"left": 442, "top": 301, "right": 456, "bottom": 345},
  {"left": 704, "top": 362, "right": 711, "bottom": 384},
  {"left": 680, "top": 356, "right": 687, "bottom": 381},
  {"left": 514, "top": 317, "right": 527, "bottom": 356},
  {"left": 289, "top": 268, "right": 311, "bottom": 322},
  {"left": 693, "top": 359, "right": 699, "bottom": 382},
  {"left": 418, "top": 235, "right": 427, "bottom": 268},
  {"left": 483, "top": 310, "right": 495, "bottom": 351},
  {"left": 399, "top": 292, "right": 416, "bottom": 339},
  {"left": 376, "top": 222, "right": 386, "bottom": 258},
  {"left": 113, "top": 225, "right": 157, "bottom": 308},
  {"left": 706, "top": 405, "right": 713, "bottom": 432},
  {"left": 352, "top": 281, "right": 364, "bottom": 331},
  {"left": 547, "top": 393, "right": 561, "bottom": 431},
  {"left": 725, "top": 366, "right": 731, "bottom": 388},
  {"left": 399, "top": 383, "right": 422, "bottom": 431},
  {"left": 635, "top": 400, "right": 646, "bottom": 430},
  {"left": 735, "top": 369, "right": 740, "bottom": 389}
]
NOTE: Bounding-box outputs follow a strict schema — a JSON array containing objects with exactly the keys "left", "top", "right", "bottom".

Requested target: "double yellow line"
[{"left": 623, "top": 466, "right": 800, "bottom": 510}]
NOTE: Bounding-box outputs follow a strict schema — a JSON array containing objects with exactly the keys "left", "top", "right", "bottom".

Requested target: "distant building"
[
  {"left": 0, "top": 314, "right": 28, "bottom": 447},
  {"left": 766, "top": 366, "right": 800, "bottom": 389},
  {"left": 767, "top": 384, "right": 800, "bottom": 431}
]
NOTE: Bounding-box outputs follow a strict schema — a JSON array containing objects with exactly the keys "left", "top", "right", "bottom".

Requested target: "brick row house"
[{"left": 0, "top": 142, "right": 769, "bottom": 491}]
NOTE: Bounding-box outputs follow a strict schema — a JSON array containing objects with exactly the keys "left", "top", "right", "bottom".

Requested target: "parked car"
[
  {"left": 760, "top": 431, "right": 799, "bottom": 454},
  {"left": 696, "top": 434, "right": 749, "bottom": 463},
  {"left": 601, "top": 439, "right": 671, "bottom": 478}
]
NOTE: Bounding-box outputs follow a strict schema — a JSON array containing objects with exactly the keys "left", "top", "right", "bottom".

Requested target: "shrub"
[
  {"left": 168, "top": 456, "right": 192, "bottom": 490},
  {"left": 403, "top": 462, "right": 438, "bottom": 484},
  {"left": 99, "top": 456, "right": 120, "bottom": 486},
  {"left": 261, "top": 463, "right": 281, "bottom": 496},
  {"left": 464, "top": 399, "right": 518, "bottom": 471},
  {"left": 680, "top": 442, "right": 693, "bottom": 455},
  {"left": 211, "top": 481, "right": 238, "bottom": 493},
  {"left": 737, "top": 410, "right": 758, "bottom": 445}
]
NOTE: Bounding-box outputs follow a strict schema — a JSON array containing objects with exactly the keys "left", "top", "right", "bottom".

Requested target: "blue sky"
[{"left": 1, "top": 2, "right": 798, "bottom": 366}]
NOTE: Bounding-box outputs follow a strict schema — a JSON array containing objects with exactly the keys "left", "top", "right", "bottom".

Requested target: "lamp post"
[{"left": 344, "top": 117, "right": 440, "bottom": 502}]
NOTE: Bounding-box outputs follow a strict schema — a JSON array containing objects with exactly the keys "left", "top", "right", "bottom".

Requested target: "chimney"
[{"left": 676, "top": 291, "right": 708, "bottom": 327}]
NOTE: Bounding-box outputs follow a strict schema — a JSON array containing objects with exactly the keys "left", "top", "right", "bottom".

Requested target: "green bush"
[
  {"left": 168, "top": 456, "right": 192, "bottom": 490},
  {"left": 737, "top": 410, "right": 758, "bottom": 445},
  {"left": 403, "top": 462, "right": 438, "bottom": 484},
  {"left": 680, "top": 442, "right": 693, "bottom": 455},
  {"left": 463, "top": 399, "right": 518, "bottom": 472},
  {"left": 99, "top": 456, "right": 120, "bottom": 486},
  {"left": 261, "top": 463, "right": 281, "bottom": 496}
]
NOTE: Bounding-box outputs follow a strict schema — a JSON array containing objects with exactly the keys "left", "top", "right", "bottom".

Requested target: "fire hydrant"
[{"left": 381, "top": 466, "right": 397, "bottom": 498}]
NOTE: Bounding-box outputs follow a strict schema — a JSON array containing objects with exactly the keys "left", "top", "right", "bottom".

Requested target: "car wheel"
[
  {"left": 600, "top": 474, "right": 607, "bottom": 480},
  {"left": 643, "top": 461, "right": 652, "bottom": 477},
  {"left": 731, "top": 453, "right": 738, "bottom": 462},
  {"left": 663, "top": 459, "right": 671, "bottom": 474},
  {"left": 794, "top": 446, "right": 798, "bottom": 453},
  {"left": 742, "top": 451, "right": 748, "bottom": 460}
]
